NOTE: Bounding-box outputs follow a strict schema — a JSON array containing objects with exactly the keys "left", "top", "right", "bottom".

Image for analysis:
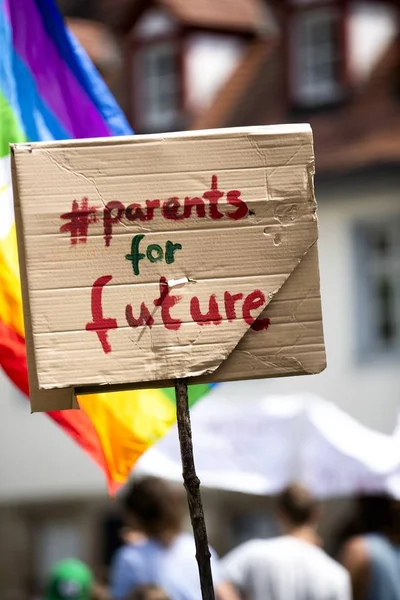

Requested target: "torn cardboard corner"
[{"left": 12, "top": 124, "right": 326, "bottom": 412}]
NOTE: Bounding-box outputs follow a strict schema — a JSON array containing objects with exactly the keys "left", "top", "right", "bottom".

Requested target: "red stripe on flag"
[{"left": 0, "top": 320, "right": 116, "bottom": 490}]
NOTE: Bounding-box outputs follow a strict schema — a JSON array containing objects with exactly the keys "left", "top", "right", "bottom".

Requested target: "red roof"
[
  {"left": 101, "top": 0, "right": 267, "bottom": 34},
  {"left": 161, "top": 0, "right": 265, "bottom": 32}
]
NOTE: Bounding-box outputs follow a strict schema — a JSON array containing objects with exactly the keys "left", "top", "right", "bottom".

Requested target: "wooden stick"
[{"left": 175, "top": 378, "right": 216, "bottom": 600}]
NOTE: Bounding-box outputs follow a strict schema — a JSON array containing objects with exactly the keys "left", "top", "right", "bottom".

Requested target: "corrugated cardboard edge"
[
  {"left": 10, "top": 123, "right": 312, "bottom": 151},
  {"left": 11, "top": 145, "right": 78, "bottom": 412}
]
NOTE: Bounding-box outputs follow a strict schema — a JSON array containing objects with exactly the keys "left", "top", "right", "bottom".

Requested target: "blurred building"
[
  {"left": 63, "top": 0, "right": 400, "bottom": 449},
  {"left": 1, "top": 0, "right": 399, "bottom": 597},
  {"left": 90, "top": 0, "right": 399, "bottom": 430}
]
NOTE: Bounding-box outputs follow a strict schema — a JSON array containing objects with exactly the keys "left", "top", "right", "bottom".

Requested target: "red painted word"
[
  {"left": 86, "top": 276, "right": 270, "bottom": 354},
  {"left": 60, "top": 197, "right": 98, "bottom": 245},
  {"left": 60, "top": 176, "right": 249, "bottom": 247}
]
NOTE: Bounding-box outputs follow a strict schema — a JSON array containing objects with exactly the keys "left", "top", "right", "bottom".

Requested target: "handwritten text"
[
  {"left": 60, "top": 176, "right": 249, "bottom": 247},
  {"left": 85, "top": 275, "right": 270, "bottom": 354}
]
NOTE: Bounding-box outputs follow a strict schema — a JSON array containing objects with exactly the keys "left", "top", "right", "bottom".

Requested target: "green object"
[{"left": 45, "top": 559, "right": 93, "bottom": 600}]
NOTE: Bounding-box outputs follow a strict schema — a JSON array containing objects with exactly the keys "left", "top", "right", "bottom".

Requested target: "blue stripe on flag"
[
  {"left": 0, "top": 2, "right": 71, "bottom": 142},
  {"left": 32, "top": 0, "right": 133, "bottom": 136}
]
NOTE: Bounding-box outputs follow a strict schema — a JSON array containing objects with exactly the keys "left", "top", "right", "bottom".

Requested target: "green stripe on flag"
[
  {"left": 0, "top": 91, "right": 26, "bottom": 158},
  {"left": 163, "top": 384, "right": 214, "bottom": 408}
]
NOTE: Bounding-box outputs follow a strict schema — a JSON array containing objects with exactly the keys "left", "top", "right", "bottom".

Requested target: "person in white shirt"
[{"left": 222, "top": 484, "right": 351, "bottom": 600}]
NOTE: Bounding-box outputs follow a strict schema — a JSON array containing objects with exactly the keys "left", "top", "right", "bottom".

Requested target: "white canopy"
[{"left": 135, "top": 384, "right": 400, "bottom": 499}]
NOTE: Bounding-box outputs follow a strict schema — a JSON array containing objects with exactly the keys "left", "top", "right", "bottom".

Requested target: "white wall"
[
  {"left": 256, "top": 175, "right": 400, "bottom": 434},
  {"left": 349, "top": 2, "right": 398, "bottom": 82},
  {"left": 185, "top": 33, "right": 246, "bottom": 114},
  {"left": 0, "top": 370, "right": 105, "bottom": 501}
]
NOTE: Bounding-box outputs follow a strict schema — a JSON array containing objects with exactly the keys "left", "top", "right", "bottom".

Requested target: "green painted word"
[{"left": 126, "top": 234, "right": 182, "bottom": 276}]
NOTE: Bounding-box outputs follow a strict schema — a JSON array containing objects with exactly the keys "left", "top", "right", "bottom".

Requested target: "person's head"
[
  {"left": 44, "top": 559, "right": 93, "bottom": 600},
  {"left": 357, "top": 494, "right": 400, "bottom": 538},
  {"left": 275, "top": 484, "right": 319, "bottom": 532},
  {"left": 121, "top": 477, "right": 184, "bottom": 541},
  {"left": 125, "top": 585, "right": 170, "bottom": 600}
]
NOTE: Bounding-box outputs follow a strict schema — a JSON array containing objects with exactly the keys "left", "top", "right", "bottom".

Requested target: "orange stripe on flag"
[{"left": 0, "top": 319, "right": 119, "bottom": 490}]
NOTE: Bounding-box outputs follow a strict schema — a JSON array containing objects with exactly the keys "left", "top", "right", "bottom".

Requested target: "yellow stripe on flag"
[
  {"left": 0, "top": 224, "right": 24, "bottom": 338},
  {"left": 79, "top": 388, "right": 176, "bottom": 486}
]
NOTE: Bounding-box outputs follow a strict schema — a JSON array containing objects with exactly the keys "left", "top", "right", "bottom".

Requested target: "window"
[
  {"left": 34, "top": 519, "right": 84, "bottom": 589},
  {"left": 137, "top": 42, "right": 180, "bottom": 133},
  {"left": 355, "top": 218, "right": 400, "bottom": 359},
  {"left": 292, "top": 7, "right": 343, "bottom": 106}
]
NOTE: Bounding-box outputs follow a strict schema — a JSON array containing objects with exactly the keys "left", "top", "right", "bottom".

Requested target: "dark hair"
[
  {"left": 358, "top": 495, "right": 397, "bottom": 532},
  {"left": 126, "top": 585, "right": 170, "bottom": 600},
  {"left": 121, "top": 477, "right": 184, "bottom": 538},
  {"left": 275, "top": 484, "right": 318, "bottom": 526},
  {"left": 333, "top": 494, "right": 400, "bottom": 554}
]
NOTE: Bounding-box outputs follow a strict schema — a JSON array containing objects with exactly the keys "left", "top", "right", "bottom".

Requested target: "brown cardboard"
[
  {"left": 11, "top": 159, "right": 79, "bottom": 411},
  {"left": 12, "top": 125, "right": 326, "bottom": 412}
]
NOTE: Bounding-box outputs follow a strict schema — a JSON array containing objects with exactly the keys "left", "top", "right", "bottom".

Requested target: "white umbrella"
[{"left": 135, "top": 384, "right": 400, "bottom": 499}]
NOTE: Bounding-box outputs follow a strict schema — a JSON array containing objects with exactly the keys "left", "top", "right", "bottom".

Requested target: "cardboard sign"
[{"left": 12, "top": 125, "right": 326, "bottom": 411}]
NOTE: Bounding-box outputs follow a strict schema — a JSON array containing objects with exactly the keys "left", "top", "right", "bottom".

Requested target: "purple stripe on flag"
[{"left": 4, "top": 0, "right": 111, "bottom": 139}]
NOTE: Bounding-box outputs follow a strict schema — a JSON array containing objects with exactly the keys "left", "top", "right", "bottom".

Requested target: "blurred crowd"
[{"left": 38, "top": 476, "right": 400, "bottom": 600}]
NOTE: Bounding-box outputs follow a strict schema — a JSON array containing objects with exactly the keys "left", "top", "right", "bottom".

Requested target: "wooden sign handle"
[{"left": 175, "top": 378, "right": 215, "bottom": 600}]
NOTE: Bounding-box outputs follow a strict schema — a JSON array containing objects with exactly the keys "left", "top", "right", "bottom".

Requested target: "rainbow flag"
[{"left": 0, "top": 0, "right": 212, "bottom": 492}]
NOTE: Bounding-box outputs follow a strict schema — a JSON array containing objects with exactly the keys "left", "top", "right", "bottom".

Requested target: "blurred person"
[
  {"left": 222, "top": 483, "right": 351, "bottom": 600},
  {"left": 44, "top": 559, "right": 93, "bottom": 600},
  {"left": 91, "top": 581, "right": 111, "bottom": 600},
  {"left": 119, "top": 526, "right": 147, "bottom": 546},
  {"left": 339, "top": 495, "right": 400, "bottom": 600},
  {"left": 110, "top": 476, "right": 239, "bottom": 600},
  {"left": 125, "top": 584, "right": 170, "bottom": 600}
]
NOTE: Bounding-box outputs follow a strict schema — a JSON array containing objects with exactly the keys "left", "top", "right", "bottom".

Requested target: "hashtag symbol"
[{"left": 60, "top": 198, "right": 98, "bottom": 245}]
